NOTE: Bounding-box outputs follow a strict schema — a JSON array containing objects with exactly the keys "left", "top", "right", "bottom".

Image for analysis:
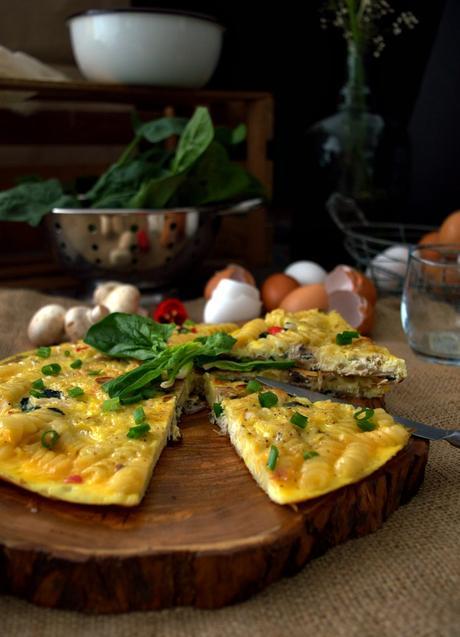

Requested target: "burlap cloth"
[{"left": 0, "top": 289, "right": 459, "bottom": 637}]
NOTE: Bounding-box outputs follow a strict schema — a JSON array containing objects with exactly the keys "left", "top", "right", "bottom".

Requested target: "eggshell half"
[
  {"left": 280, "top": 284, "right": 329, "bottom": 312},
  {"left": 328, "top": 290, "right": 374, "bottom": 335},
  {"left": 204, "top": 279, "right": 262, "bottom": 324},
  {"left": 325, "top": 265, "right": 377, "bottom": 305},
  {"left": 204, "top": 264, "right": 255, "bottom": 300}
]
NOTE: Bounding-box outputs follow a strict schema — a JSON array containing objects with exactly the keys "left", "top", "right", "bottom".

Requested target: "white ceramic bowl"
[{"left": 67, "top": 9, "right": 224, "bottom": 88}]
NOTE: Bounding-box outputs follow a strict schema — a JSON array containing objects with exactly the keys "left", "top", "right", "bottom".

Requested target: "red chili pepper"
[
  {"left": 75, "top": 345, "right": 89, "bottom": 352},
  {"left": 64, "top": 474, "right": 83, "bottom": 484},
  {"left": 153, "top": 298, "right": 188, "bottom": 325},
  {"left": 267, "top": 326, "right": 284, "bottom": 335},
  {"left": 137, "top": 229, "right": 150, "bottom": 252}
]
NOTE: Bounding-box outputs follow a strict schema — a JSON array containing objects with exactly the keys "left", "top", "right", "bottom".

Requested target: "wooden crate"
[{"left": 0, "top": 78, "right": 273, "bottom": 290}]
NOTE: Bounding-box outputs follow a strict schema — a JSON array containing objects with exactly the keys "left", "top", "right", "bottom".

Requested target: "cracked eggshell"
[
  {"left": 328, "top": 290, "right": 374, "bottom": 335},
  {"left": 204, "top": 279, "right": 262, "bottom": 324},
  {"left": 325, "top": 265, "right": 377, "bottom": 305},
  {"left": 284, "top": 261, "right": 327, "bottom": 286},
  {"left": 204, "top": 264, "right": 256, "bottom": 300}
]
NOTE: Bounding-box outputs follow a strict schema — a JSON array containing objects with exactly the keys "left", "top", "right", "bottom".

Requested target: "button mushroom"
[
  {"left": 64, "top": 304, "right": 109, "bottom": 341},
  {"left": 103, "top": 284, "right": 141, "bottom": 314},
  {"left": 27, "top": 304, "right": 66, "bottom": 346}
]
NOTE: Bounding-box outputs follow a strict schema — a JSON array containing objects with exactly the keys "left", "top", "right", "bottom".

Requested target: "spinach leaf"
[
  {"left": 129, "top": 172, "right": 186, "bottom": 209},
  {"left": 136, "top": 117, "right": 188, "bottom": 144},
  {"left": 172, "top": 142, "right": 265, "bottom": 206},
  {"left": 104, "top": 331, "right": 237, "bottom": 398},
  {"left": 0, "top": 179, "right": 64, "bottom": 226},
  {"left": 171, "top": 106, "right": 214, "bottom": 174},
  {"left": 214, "top": 123, "right": 247, "bottom": 147},
  {"left": 198, "top": 358, "right": 295, "bottom": 372},
  {"left": 84, "top": 313, "right": 175, "bottom": 360}
]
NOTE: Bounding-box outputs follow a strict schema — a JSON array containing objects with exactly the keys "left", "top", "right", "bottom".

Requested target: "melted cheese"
[
  {"left": 0, "top": 343, "right": 192, "bottom": 506},
  {"left": 218, "top": 389, "right": 410, "bottom": 504}
]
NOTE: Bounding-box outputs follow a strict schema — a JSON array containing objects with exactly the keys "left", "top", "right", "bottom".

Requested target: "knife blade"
[{"left": 255, "top": 376, "right": 460, "bottom": 448}]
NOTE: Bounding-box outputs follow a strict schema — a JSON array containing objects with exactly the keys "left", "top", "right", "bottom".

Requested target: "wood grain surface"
[{"left": 0, "top": 411, "right": 429, "bottom": 613}]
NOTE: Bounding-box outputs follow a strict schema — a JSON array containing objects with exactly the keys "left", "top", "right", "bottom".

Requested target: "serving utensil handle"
[{"left": 444, "top": 430, "right": 460, "bottom": 448}]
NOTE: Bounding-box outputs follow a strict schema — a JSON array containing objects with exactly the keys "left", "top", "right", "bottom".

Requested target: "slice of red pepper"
[
  {"left": 64, "top": 474, "right": 83, "bottom": 484},
  {"left": 153, "top": 298, "right": 188, "bottom": 325},
  {"left": 267, "top": 326, "right": 284, "bottom": 335}
]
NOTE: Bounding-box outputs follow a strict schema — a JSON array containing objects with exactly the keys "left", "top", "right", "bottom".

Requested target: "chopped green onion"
[
  {"left": 356, "top": 419, "right": 376, "bottom": 432},
  {"left": 41, "top": 429, "right": 60, "bottom": 449},
  {"left": 133, "top": 406, "right": 146, "bottom": 425},
  {"left": 267, "top": 445, "right": 279, "bottom": 470},
  {"left": 29, "top": 388, "right": 44, "bottom": 399},
  {"left": 127, "top": 423, "right": 151, "bottom": 439},
  {"left": 246, "top": 379, "right": 262, "bottom": 394},
  {"left": 87, "top": 369, "right": 103, "bottom": 376},
  {"left": 213, "top": 402, "right": 224, "bottom": 417},
  {"left": 335, "top": 331, "right": 360, "bottom": 346},
  {"left": 41, "top": 363, "right": 61, "bottom": 376},
  {"left": 258, "top": 391, "right": 278, "bottom": 408},
  {"left": 64, "top": 350, "right": 71, "bottom": 357},
  {"left": 354, "top": 407, "right": 375, "bottom": 422},
  {"left": 303, "top": 450, "right": 319, "bottom": 460},
  {"left": 354, "top": 407, "right": 376, "bottom": 431},
  {"left": 32, "top": 379, "right": 45, "bottom": 390},
  {"left": 70, "top": 359, "right": 82, "bottom": 369},
  {"left": 121, "top": 394, "right": 143, "bottom": 405},
  {"left": 36, "top": 346, "right": 51, "bottom": 358},
  {"left": 68, "top": 386, "right": 84, "bottom": 398},
  {"left": 102, "top": 397, "right": 121, "bottom": 412},
  {"left": 290, "top": 412, "right": 308, "bottom": 429},
  {"left": 183, "top": 319, "right": 196, "bottom": 327}
]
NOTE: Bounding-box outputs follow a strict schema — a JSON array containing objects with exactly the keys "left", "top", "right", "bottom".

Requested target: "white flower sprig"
[{"left": 321, "top": 0, "right": 418, "bottom": 57}]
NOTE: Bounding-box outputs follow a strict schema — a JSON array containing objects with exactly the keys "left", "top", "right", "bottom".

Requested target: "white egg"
[
  {"left": 366, "top": 245, "right": 409, "bottom": 292},
  {"left": 285, "top": 261, "right": 327, "bottom": 285},
  {"left": 204, "top": 279, "right": 262, "bottom": 324}
]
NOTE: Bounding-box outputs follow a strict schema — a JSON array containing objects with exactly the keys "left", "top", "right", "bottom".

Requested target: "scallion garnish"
[
  {"left": 87, "top": 369, "right": 103, "bottom": 376},
  {"left": 70, "top": 359, "right": 82, "bottom": 369},
  {"left": 41, "top": 429, "right": 60, "bottom": 449},
  {"left": 41, "top": 363, "right": 61, "bottom": 376},
  {"left": 141, "top": 387, "right": 160, "bottom": 399},
  {"left": 303, "top": 450, "right": 319, "bottom": 460},
  {"left": 246, "top": 379, "right": 262, "bottom": 394},
  {"left": 213, "top": 402, "right": 224, "bottom": 417},
  {"left": 354, "top": 407, "right": 376, "bottom": 431},
  {"left": 68, "top": 386, "right": 84, "bottom": 398},
  {"left": 64, "top": 350, "right": 71, "bottom": 357},
  {"left": 121, "top": 394, "right": 143, "bottom": 405},
  {"left": 102, "top": 397, "right": 121, "bottom": 412},
  {"left": 29, "top": 389, "right": 44, "bottom": 398},
  {"left": 258, "top": 391, "right": 278, "bottom": 408},
  {"left": 36, "top": 346, "right": 51, "bottom": 358},
  {"left": 267, "top": 445, "right": 279, "bottom": 470},
  {"left": 290, "top": 412, "right": 308, "bottom": 429},
  {"left": 335, "top": 331, "right": 360, "bottom": 345},
  {"left": 133, "top": 406, "right": 146, "bottom": 425},
  {"left": 127, "top": 423, "right": 151, "bottom": 439},
  {"left": 32, "top": 379, "right": 45, "bottom": 390}
]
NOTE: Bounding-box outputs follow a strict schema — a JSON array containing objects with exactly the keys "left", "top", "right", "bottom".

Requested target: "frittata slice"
[
  {"left": 0, "top": 343, "right": 193, "bottom": 506},
  {"left": 213, "top": 388, "right": 410, "bottom": 504},
  {"left": 230, "top": 309, "right": 407, "bottom": 384}
]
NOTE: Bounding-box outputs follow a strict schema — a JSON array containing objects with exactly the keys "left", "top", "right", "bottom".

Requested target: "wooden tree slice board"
[{"left": 0, "top": 411, "right": 429, "bottom": 613}]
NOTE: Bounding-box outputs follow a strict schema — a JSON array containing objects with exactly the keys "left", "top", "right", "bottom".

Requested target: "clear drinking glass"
[{"left": 401, "top": 244, "right": 460, "bottom": 365}]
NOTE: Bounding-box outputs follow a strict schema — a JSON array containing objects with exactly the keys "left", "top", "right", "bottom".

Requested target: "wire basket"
[{"left": 327, "top": 193, "right": 436, "bottom": 294}]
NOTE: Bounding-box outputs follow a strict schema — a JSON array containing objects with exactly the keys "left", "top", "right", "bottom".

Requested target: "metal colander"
[{"left": 327, "top": 193, "right": 436, "bottom": 294}]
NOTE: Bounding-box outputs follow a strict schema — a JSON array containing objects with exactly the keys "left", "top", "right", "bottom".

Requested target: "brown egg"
[
  {"left": 328, "top": 290, "right": 374, "bottom": 335},
  {"left": 261, "top": 273, "right": 299, "bottom": 311},
  {"left": 325, "top": 265, "right": 377, "bottom": 306},
  {"left": 280, "top": 283, "right": 328, "bottom": 312},
  {"left": 418, "top": 231, "right": 440, "bottom": 261},
  {"left": 204, "top": 264, "right": 255, "bottom": 300},
  {"left": 438, "top": 211, "right": 460, "bottom": 244}
]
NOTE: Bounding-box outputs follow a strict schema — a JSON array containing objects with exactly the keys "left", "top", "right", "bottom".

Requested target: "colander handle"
[
  {"left": 215, "top": 198, "right": 264, "bottom": 216},
  {"left": 326, "top": 193, "right": 369, "bottom": 231}
]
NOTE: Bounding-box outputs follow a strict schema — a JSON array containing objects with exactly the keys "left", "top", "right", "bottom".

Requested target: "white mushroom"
[
  {"left": 27, "top": 304, "right": 66, "bottom": 346},
  {"left": 93, "top": 281, "right": 123, "bottom": 305},
  {"left": 103, "top": 284, "right": 141, "bottom": 314},
  {"left": 64, "top": 304, "right": 109, "bottom": 342}
]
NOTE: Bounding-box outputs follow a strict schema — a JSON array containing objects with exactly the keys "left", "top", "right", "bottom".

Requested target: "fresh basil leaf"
[
  {"left": 171, "top": 106, "right": 214, "bottom": 174},
  {"left": 199, "top": 358, "right": 295, "bottom": 372},
  {"left": 84, "top": 313, "right": 174, "bottom": 360}
]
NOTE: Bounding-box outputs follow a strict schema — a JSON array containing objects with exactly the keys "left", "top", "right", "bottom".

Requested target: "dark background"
[{"left": 136, "top": 0, "right": 452, "bottom": 268}]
